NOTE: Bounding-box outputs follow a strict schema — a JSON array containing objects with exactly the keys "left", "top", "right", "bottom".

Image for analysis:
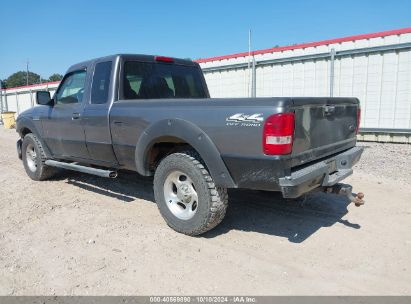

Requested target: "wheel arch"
[
  {"left": 16, "top": 117, "right": 52, "bottom": 159},
  {"left": 135, "top": 119, "right": 236, "bottom": 188}
]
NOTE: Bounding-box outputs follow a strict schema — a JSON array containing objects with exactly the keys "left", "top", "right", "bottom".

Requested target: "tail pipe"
[{"left": 324, "top": 183, "right": 365, "bottom": 207}]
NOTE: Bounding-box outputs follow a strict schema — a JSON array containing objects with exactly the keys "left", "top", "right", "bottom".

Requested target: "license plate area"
[{"left": 325, "top": 159, "right": 337, "bottom": 174}]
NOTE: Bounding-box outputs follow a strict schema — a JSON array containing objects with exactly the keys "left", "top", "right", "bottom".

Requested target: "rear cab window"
[
  {"left": 122, "top": 61, "right": 207, "bottom": 100},
  {"left": 91, "top": 61, "right": 112, "bottom": 104}
]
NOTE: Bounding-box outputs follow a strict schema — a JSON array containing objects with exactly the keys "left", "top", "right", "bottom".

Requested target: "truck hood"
[{"left": 17, "top": 107, "right": 34, "bottom": 119}]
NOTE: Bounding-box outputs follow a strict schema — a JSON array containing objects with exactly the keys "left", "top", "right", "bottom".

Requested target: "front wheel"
[
  {"left": 153, "top": 151, "right": 228, "bottom": 236},
  {"left": 22, "top": 133, "right": 57, "bottom": 181}
]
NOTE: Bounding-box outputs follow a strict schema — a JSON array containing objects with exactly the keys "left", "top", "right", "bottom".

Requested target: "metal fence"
[
  {"left": 0, "top": 82, "right": 59, "bottom": 117},
  {"left": 198, "top": 28, "right": 411, "bottom": 142}
]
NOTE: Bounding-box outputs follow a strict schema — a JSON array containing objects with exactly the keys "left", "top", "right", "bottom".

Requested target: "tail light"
[
  {"left": 263, "top": 113, "right": 295, "bottom": 155},
  {"left": 356, "top": 107, "right": 361, "bottom": 134}
]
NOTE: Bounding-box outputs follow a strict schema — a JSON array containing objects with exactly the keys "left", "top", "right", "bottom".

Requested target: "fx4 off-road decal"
[{"left": 226, "top": 113, "right": 264, "bottom": 127}]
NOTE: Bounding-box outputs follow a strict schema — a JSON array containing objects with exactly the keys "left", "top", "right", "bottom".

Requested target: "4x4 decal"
[{"left": 226, "top": 113, "right": 264, "bottom": 127}]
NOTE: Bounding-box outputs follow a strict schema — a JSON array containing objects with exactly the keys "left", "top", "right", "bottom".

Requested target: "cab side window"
[
  {"left": 55, "top": 70, "right": 87, "bottom": 104},
  {"left": 91, "top": 61, "right": 112, "bottom": 104}
]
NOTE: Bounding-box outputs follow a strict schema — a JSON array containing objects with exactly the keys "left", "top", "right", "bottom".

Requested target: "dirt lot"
[{"left": 0, "top": 127, "right": 410, "bottom": 295}]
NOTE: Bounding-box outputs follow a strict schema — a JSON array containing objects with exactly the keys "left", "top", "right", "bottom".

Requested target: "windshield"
[{"left": 122, "top": 61, "right": 207, "bottom": 99}]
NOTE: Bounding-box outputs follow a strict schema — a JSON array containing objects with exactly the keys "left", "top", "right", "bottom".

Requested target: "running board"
[{"left": 45, "top": 160, "right": 118, "bottom": 178}]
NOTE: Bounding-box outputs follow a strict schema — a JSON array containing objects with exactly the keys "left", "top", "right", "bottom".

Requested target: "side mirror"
[{"left": 36, "top": 91, "right": 53, "bottom": 106}]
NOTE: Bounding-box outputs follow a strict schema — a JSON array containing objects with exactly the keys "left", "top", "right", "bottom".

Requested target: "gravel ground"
[
  {"left": 356, "top": 141, "right": 411, "bottom": 184},
  {"left": 0, "top": 127, "right": 410, "bottom": 295}
]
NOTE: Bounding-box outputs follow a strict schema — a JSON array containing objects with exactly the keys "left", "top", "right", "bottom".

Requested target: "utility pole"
[
  {"left": 247, "top": 30, "right": 257, "bottom": 98},
  {"left": 329, "top": 48, "right": 336, "bottom": 97},
  {"left": 252, "top": 57, "right": 256, "bottom": 98},
  {"left": 247, "top": 29, "right": 252, "bottom": 97},
  {"left": 26, "top": 59, "right": 29, "bottom": 86}
]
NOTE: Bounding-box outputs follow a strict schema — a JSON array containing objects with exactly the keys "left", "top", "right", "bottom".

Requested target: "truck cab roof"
[{"left": 66, "top": 54, "right": 197, "bottom": 74}]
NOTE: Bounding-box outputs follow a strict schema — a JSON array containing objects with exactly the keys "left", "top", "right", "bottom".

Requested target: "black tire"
[
  {"left": 22, "top": 133, "right": 57, "bottom": 181},
  {"left": 153, "top": 151, "right": 228, "bottom": 236}
]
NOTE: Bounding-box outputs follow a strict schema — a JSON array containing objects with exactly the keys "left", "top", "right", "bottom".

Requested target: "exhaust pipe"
[
  {"left": 324, "top": 183, "right": 365, "bottom": 207},
  {"left": 45, "top": 160, "right": 118, "bottom": 178}
]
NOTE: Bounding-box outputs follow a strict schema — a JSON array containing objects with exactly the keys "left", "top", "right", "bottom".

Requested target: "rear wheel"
[
  {"left": 153, "top": 151, "right": 228, "bottom": 236},
  {"left": 22, "top": 133, "right": 57, "bottom": 181}
]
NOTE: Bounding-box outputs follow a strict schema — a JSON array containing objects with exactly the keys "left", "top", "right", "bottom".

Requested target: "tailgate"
[{"left": 291, "top": 97, "right": 360, "bottom": 162}]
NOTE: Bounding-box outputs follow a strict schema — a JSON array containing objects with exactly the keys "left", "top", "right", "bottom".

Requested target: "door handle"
[
  {"left": 324, "top": 105, "right": 336, "bottom": 116},
  {"left": 113, "top": 121, "right": 125, "bottom": 129},
  {"left": 72, "top": 113, "right": 81, "bottom": 120}
]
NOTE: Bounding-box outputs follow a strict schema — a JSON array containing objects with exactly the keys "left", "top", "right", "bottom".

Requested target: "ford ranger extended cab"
[{"left": 16, "top": 54, "right": 364, "bottom": 235}]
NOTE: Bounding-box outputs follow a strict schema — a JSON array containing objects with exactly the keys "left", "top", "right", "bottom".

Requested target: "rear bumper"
[{"left": 279, "top": 146, "right": 363, "bottom": 198}]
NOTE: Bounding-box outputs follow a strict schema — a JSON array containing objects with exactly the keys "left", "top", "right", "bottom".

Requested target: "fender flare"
[
  {"left": 135, "top": 119, "right": 236, "bottom": 188},
  {"left": 16, "top": 117, "right": 53, "bottom": 159}
]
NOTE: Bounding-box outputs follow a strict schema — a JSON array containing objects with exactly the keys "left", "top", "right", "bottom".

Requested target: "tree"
[
  {"left": 0, "top": 79, "right": 6, "bottom": 89},
  {"left": 48, "top": 73, "right": 63, "bottom": 82},
  {"left": 4, "top": 71, "right": 42, "bottom": 88}
]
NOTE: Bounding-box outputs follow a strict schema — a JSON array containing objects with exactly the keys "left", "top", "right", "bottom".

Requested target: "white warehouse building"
[
  {"left": 1, "top": 27, "right": 410, "bottom": 142},
  {"left": 196, "top": 27, "right": 411, "bottom": 141}
]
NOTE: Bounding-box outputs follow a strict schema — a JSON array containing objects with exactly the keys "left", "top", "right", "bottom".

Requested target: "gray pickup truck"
[{"left": 16, "top": 54, "right": 364, "bottom": 235}]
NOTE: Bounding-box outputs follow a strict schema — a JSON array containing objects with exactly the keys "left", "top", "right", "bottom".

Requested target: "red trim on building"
[
  {"left": 195, "top": 27, "right": 411, "bottom": 63},
  {"left": 2, "top": 81, "right": 60, "bottom": 91},
  {"left": 2, "top": 27, "right": 410, "bottom": 91}
]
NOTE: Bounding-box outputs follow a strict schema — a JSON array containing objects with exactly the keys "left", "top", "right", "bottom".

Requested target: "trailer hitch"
[{"left": 324, "top": 184, "right": 365, "bottom": 207}]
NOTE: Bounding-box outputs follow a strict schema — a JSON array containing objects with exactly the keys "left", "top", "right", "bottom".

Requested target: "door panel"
[
  {"left": 82, "top": 60, "right": 118, "bottom": 165},
  {"left": 83, "top": 106, "right": 118, "bottom": 164},
  {"left": 43, "top": 104, "right": 89, "bottom": 158},
  {"left": 42, "top": 70, "right": 89, "bottom": 159}
]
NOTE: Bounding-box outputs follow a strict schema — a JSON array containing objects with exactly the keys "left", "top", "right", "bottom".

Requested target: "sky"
[{"left": 1, "top": 0, "right": 410, "bottom": 80}]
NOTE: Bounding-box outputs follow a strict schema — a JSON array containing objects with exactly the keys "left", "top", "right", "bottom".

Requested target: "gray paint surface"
[{"left": 16, "top": 54, "right": 360, "bottom": 193}]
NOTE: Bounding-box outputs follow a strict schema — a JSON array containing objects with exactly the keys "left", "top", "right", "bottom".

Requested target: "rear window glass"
[
  {"left": 91, "top": 61, "right": 112, "bottom": 104},
  {"left": 123, "top": 61, "right": 206, "bottom": 99}
]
